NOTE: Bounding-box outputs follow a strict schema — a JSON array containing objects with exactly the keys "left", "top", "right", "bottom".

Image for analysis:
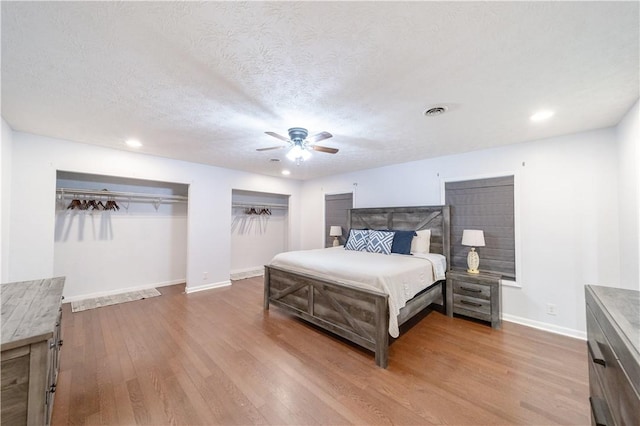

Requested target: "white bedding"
[{"left": 268, "top": 246, "right": 446, "bottom": 337}]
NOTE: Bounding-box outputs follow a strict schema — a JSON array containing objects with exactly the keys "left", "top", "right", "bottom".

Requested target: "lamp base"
[
  {"left": 332, "top": 237, "right": 340, "bottom": 247},
  {"left": 467, "top": 247, "right": 480, "bottom": 274}
]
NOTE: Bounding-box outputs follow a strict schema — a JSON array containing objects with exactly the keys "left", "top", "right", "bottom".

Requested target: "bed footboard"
[{"left": 264, "top": 265, "right": 391, "bottom": 367}]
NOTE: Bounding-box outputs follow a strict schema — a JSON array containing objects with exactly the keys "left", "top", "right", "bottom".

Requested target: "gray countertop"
[
  {"left": 588, "top": 284, "right": 639, "bottom": 357},
  {"left": 1, "top": 277, "right": 65, "bottom": 351}
]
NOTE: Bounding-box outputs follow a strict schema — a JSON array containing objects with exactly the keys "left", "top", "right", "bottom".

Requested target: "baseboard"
[
  {"left": 502, "top": 313, "right": 586, "bottom": 340},
  {"left": 230, "top": 267, "right": 264, "bottom": 280},
  {"left": 185, "top": 280, "right": 231, "bottom": 294},
  {"left": 63, "top": 278, "right": 185, "bottom": 303}
]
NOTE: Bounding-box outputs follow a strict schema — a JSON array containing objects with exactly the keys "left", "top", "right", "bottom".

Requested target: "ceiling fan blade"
[
  {"left": 265, "top": 131, "right": 291, "bottom": 142},
  {"left": 306, "top": 131, "right": 333, "bottom": 143},
  {"left": 311, "top": 145, "right": 339, "bottom": 154},
  {"left": 256, "top": 145, "right": 287, "bottom": 152}
]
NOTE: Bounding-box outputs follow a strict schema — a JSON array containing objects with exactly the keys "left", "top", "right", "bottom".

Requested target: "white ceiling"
[{"left": 2, "top": 1, "right": 638, "bottom": 180}]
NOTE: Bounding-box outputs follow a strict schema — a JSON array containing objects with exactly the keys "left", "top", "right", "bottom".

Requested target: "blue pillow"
[
  {"left": 366, "top": 230, "right": 395, "bottom": 255},
  {"left": 391, "top": 230, "right": 417, "bottom": 255},
  {"left": 345, "top": 229, "right": 369, "bottom": 251}
]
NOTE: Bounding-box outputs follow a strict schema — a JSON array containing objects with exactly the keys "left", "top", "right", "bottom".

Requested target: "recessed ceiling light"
[
  {"left": 530, "top": 110, "right": 554, "bottom": 122},
  {"left": 281, "top": 170, "right": 291, "bottom": 176},
  {"left": 125, "top": 139, "right": 142, "bottom": 148},
  {"left": 424, "top": 105, "right": 448, "bottom": 117}
]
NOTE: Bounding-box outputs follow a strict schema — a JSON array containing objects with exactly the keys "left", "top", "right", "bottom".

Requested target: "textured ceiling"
[{"left": 2, "top": 1, "right": 638, "bottom": 180}]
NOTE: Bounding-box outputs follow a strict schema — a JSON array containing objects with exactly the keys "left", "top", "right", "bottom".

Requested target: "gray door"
[{"left": 324, "top": 193, "right": 353, "bottom": 247}]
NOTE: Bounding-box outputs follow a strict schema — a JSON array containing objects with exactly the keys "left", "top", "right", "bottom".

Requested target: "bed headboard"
[{"left": 348, "top": 205, "right": 451, "bottom": 267}]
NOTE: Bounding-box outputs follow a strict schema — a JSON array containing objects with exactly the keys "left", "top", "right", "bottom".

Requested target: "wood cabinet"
[
  {"left": 446, "top": 269, "right": 501, "bottom": 329},
  {"left": 1, "top": 277, "right": 65, "bottom": 426},
  {"left": 585, "top": 285, "right": 639, "bottom": 426}
]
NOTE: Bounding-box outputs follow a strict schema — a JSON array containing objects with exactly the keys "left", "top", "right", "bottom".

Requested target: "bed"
[{"left": 263, "top": 205, "right": 451, "bottom": 368}]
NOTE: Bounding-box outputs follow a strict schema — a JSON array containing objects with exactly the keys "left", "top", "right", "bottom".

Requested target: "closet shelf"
[
  {"left": 232, "top": 201, "right": 288, "bottom": 210},
  {"left": 56, "top": 188, "right": 188, "bottom": 204}
]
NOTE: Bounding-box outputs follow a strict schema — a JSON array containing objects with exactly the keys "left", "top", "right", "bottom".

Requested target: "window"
[
  {"left": 324, "top": 193, "right": 353, "bottom": 247},
  {"left": 445, "top": 176, "right": 516, "bottom": 280}
]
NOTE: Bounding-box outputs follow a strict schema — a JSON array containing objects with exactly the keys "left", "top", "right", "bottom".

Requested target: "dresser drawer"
[
  {"left": 1, "top": 351, "right": 30, "bottom": 425},
  {"left": 587, "top": 304, "right": 640, "bottom": 426},
  {"left": 453, "top": 281, "right": 491, "bottom": 300},
  {"left": 588, "top": 352, "right": 615, "bottom": 426}
]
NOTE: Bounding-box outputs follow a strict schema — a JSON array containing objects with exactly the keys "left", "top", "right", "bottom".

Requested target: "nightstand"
[{"left": 446, "top": 269, "right": 502, "bottom": 329}]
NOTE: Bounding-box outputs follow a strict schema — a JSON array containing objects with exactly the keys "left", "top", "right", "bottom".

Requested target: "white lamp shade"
[
  {"left": 462, "top": 229, "right": 485, "bottom": 247},
  {"left": 329, "top": 226, "right": 342, "bottom": 237}
]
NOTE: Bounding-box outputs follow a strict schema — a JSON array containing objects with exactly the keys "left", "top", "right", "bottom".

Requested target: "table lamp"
[
  {"left": 330, "top": 226, "right": 342, "bottom": 247},
  {"left": 462, "top": 229, "right": 485, "bottom": 274}
]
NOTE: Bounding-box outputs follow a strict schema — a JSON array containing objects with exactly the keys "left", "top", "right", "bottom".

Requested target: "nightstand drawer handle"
[
  {"left": 460, "top": 286, "right": 482, "bottom": 293},
  {"left": 460, "top": 299, "right": 482, "bottom": 307}
]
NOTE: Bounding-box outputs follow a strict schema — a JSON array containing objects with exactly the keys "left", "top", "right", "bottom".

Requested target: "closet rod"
[
  {"left": 232, "top": 201, "right": 288, "bottom": 209},
  {"left": 56, "top": 188, "right": 188, "bottom": 203}
]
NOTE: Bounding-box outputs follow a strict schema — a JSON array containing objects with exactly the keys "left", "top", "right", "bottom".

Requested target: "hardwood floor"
[{"left": 52, "top": 277, "right": 589, "bottom": 425}]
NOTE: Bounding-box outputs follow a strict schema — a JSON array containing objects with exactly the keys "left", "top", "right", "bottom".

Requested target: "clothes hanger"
[{"left": 67, "top": 198, "right": 81, "bottom": 209}]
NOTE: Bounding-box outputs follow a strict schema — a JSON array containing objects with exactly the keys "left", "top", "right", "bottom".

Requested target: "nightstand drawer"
[
  {"left": 453, "top": 294, "right": 491, "bottom": 318},
  {"left": 453, "top": 281, "right": 490, "bottom": 300}
]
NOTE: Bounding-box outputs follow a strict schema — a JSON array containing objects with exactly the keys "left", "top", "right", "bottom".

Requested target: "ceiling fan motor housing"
[{"left": 288, "top": 127, "right": 309, "bottom": 142}]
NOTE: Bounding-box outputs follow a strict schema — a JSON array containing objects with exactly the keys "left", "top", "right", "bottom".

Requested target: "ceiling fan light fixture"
[{"left": 286, "top": 145, "right": 311, "bottom": 162}]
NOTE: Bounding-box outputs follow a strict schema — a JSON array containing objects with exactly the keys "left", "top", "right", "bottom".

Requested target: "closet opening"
[
  {"left": 54, "top": 171, "right": 189, "bottom": 301},
  {"left": 230, "top": 189, "right": 289, "bottom": 281}
]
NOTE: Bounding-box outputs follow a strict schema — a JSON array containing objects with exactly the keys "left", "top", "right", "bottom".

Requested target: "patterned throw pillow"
[
  {"left": 344, "top": 229, "right": 369, "bottom": 251},
  {"left": 366, "top": 230, "right": 395, "bottom": 255}
]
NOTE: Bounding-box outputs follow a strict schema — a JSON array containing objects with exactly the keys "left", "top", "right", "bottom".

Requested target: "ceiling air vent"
[{"left": 423, "top": 105, "right": 448, "bottom": 117}]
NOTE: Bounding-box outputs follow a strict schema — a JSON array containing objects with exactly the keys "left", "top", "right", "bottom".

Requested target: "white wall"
[
  {"left": 54, "top": 214, "right": 188, "bottom": 300},
  {"left": 4, "top": 107, "right": 636, "bottom": 333},
  {"left": 616, "top": 99, "right": 640, "bottom": 291},
  {"left": 1, "top": 119, "right": 13, "bottom": 282},
  {"left": 230, "top": 190, "right": 289, "bottom": 278},
  {"left": 301, "top": 127, "right": 622, "bottom": 338},
  {"left": 5, "top": 131, "right": 302, "bottom": 297}
]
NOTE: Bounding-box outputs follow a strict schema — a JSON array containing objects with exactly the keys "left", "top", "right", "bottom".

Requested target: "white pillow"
[{"left": 411, "top": 229, "right": 431, "bottom": 254}]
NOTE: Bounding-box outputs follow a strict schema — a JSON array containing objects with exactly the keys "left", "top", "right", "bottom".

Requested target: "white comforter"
[{"left": 268, "top": 246, "right": 446, "bottom": 337}]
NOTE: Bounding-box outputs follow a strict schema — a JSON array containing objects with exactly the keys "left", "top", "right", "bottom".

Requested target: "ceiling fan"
[{"left": 257, "top": 127, "right": 338, "bottom": 163}]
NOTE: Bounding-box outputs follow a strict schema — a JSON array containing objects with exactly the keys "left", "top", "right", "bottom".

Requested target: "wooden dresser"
[
  {"left": 585, "top": 285, "right": 639, "bottom": 426},
  {"left": 1, "top": 277, "right": 65, "bottom": 426}
]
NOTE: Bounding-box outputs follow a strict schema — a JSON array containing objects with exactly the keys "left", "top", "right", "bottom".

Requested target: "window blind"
[{"left": 445, "top": 176, "right": 515, "bottom": 279}]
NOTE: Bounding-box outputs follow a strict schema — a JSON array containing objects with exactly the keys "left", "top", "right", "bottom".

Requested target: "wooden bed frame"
[{"left": 263, "top": 205, "right": 451, "bottom": 368}]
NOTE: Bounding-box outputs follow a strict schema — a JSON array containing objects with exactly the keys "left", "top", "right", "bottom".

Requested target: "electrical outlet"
[
  {"left": 203, "top": 272, "right": 208, "bottom": 280},
  {"left": 546, "top": 303, "right": 557, "bottom": 316}
]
